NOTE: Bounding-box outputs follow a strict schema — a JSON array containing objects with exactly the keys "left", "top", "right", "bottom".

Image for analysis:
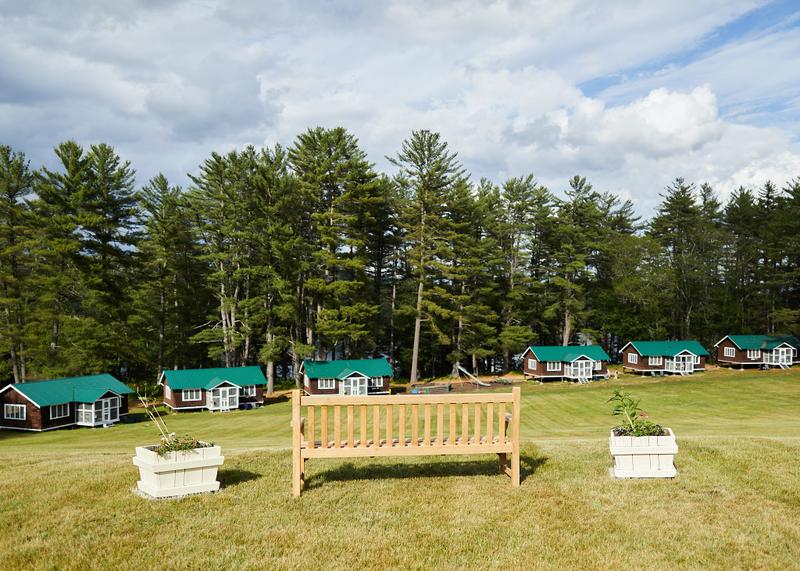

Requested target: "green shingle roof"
[
  {"left": 10, "top": 374, "right": 132, "bottom": 407},
  {"left": 303, "top": 358, "right": 393, "bottom": 380},
  {"left": 527, "top": 345, "right": 610, "bottom": 362},
  {"left": 627, "top": 340, "right": 709, "bottom": 357},
  {"left": 722, "top": 335, "right": 800, "bottom": 351},
  {"left": 162, "top": 366, "right": 266, "bottom": 390}
]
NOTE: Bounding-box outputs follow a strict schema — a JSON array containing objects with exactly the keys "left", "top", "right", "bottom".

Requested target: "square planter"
[
  {"left": 609, "top": 428, "right": 677, "bottom": 478},
  {"left": 133, "top": 443, "right": 224, "bottom": 498}
]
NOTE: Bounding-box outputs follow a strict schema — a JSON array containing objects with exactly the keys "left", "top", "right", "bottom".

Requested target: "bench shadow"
[
  {"left": 218, "top": 469, "right": 261, "bottom": 489},
  {"left": 305, "top": 452, "right": 547, "bottom": 490}
]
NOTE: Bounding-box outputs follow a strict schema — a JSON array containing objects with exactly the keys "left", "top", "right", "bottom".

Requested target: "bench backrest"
[{"left": 292, "top": 388, "right": 521, "bottom": 453}]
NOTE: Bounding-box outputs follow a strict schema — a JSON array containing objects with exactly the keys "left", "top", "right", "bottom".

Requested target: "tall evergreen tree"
[
  {"left": 0, "top": 146, "right": 33, "bottom": 382},
  {"left": 390, "top": 130, "right": 466, "bottom": 383}
]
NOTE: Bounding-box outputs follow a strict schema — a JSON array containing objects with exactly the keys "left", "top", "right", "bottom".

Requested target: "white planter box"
[
  {"left": 609, "top": 428, "right": 677, "bottom": 478},
  {"left": 133, "top": 443, "right": 224, "bottom": 498}
]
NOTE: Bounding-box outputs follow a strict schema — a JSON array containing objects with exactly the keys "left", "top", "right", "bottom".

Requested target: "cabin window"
[
  {"left": 369, "top": 377, "right": 384, "bottom": 388},
  {"left": 724, "top": 347, "right": 736, "bottom": 358},
  {"left": 318, "top": 378, "right": 336, "bottom": 390},
  {"left": 628, "top": 353, "right": 638, "bottom": 364},
  {"left": 746, "top": 350, "right": 761, "bottom": 360},
  {"left": 304, "top": 375, "right": 309, "bottom": 387},
  {"left": 694, "top": 355, "right": 701, "bottom": 364},
  {"left": 648, "top": 356, "right": 662, "bottom": 366},
  {"left": 242, "top": 385, "right": 256, "bottom": 397},
  {"left": 164, "top": 385, "right": 172, "bottom": 399},
  {"left": 182, "top": 389, "right": 202, "bottom": 401},
  {"left": 594, "top": 361, "right": 601, "bottom": 371},
  {"left": 4, "top": 403, "right": 25, "bottom": 420},
  {"left": 50, "top": 403, "right": 69, "bottom": 419},
  {"left": 527, "top": 358, "right": 537, "bottom": 370},
  {"left": 546, "top": 361, "right": 560, "bottom": 372}
]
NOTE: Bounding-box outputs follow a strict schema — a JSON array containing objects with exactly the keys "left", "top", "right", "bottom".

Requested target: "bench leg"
[
  {"left": 293, "top": 452, "right": 303, "bottom": 497},
  {"left": 497, "top": 453, "right": 507, "bottom": 474},
  {"left": 511, "top": 450, "right": 520, "bottom": 487}
]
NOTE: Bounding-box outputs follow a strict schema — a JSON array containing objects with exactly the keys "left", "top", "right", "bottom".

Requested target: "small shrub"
[{"left": 607, "top": 389, "right": 666, "bottom": 437}]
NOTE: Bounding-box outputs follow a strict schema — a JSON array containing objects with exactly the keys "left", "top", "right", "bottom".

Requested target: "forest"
[{"left": 1, "top": 128, "right": 799, "bottom": 391}]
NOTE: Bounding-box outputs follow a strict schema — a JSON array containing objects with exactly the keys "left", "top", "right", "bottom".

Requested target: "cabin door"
[
  {"left": 101, "top": 399, "right": 112, "bottom": 423},
  {"left": 573, "top": 360, "right": 592, "bottom": 378},
  {"left": 674, "top": 354, "right": 694, "bottom": 373},
  {"left": 340, "top": 376, "right": 368, "bottom": 396}
]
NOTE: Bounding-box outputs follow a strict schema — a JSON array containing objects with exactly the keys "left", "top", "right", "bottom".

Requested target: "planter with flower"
[
  {"left": 608, "top": 390, "right": 677, "bottom": 478},
  {"left": 132, "top": 395, "right": 224, "bottom": 498}
]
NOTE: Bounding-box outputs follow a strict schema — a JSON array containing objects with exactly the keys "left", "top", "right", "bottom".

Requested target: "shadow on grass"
[
  {"left": 306, "top": 452, "right": 547, "bottom": 490},
  {"left": 218, "top": 469, "right": 262, "bottom": 488}
]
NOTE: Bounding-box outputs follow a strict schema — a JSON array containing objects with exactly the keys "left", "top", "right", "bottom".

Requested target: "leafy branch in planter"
[
  {"left": 137, "top": 392, "right": 212, "bottom": 456},
  {"left": 607, "top": 389, "right": 665, "bottom": 437}
]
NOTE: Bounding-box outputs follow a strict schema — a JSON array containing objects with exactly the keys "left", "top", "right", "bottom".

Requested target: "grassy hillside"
[{"left": 1, "top": 368, "right": 799, "bottom": 569}]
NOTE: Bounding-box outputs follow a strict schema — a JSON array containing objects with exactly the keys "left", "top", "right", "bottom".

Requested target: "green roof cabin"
[
  {"left": 301, "top": 358, "right": 393, "bottom": 396},
  {"left": 714, "top": 335, "right": 800, "bottom": 369},
  {"left": 521, "top": 345, "right": 610, "bottom": 383},
  {"left": 159, "top": 366, "right": 267, "bottom": 412},
  {"left": 0, "top": 374, "right": 133, "bottom": 432},
  {"left": 620, "top": 340, "right": 709, "bottom": 375}
]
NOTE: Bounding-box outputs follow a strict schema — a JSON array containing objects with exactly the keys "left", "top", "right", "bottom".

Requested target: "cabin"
[
  {"left": 714, "top": 335, "right": 800, "bottom": 369},
  {"left": 160, "top": 366, "right": 267, "bottom": 412},
  {"left": 302, "top": 358, "right": 393, "bottom": 396},
  {"left": 620, "top": 340, "right": 709, "bottom": 375},
  {"left": 521, "top": 345, "right": 610, "bottom": 382},
  {"left": 0, "top": 374, "right": 133, "bottom": 432}
]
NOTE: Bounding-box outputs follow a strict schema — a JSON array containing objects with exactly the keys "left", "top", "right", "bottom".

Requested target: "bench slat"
[
  {"left": 449, "top": 403, "right": 456, "bottom": 445},
  {"left": 398, "top": 404, "right": 405, "bottom": 446},
  {"left": 347, "top": 405, "right": 354, "bottom": 448},
  {"left": 308, "top": 406, "right": 315, "bottom": 450},
  {"left": 334, "top": 406, "right": 341, "bottom": 449},
  {"left": 373, "top": 405, "right": 380, "bottom": 448},
  {"left": 412, "top": 404, "right": 419, "bottom": 447}
]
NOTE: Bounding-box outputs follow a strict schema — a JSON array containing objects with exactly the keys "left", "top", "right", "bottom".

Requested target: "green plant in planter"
[
  {"left": 138, "top": 393, "right": 212, "bottom": 456},
  {"left": 607, "top": 389, "right": 665, "bottom": 437}
]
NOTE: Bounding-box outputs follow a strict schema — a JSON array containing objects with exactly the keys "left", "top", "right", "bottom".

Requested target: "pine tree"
[
  {"left": 390, "top": 130, "right": 466, "bottom": 383},
  {"left": 288, "top": 127, "right": 381, "bottom": 358},
  {"left": 496, "top": 175, "right": 545, "bottom": 369},
  {"left": 0, "top": 146, "right": 34, "bottom": 382},
  {"left": 77, "top": 143, "right": 139, "bottom": 373},
  {"left": 27, "top": 141, "right": 87, "bottom": 375},
  {"left": 133, "top": 174, "right": 210, "bottom": 381}
]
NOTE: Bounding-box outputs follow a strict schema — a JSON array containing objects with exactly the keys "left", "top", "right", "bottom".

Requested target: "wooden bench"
[{"left": 291, "top": 387, "right": 521, "bottom": 496}]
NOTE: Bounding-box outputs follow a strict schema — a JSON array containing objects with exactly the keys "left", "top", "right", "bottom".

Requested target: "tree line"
[{"left": 1, "top": 129, "right": 799, "bottom": 391}]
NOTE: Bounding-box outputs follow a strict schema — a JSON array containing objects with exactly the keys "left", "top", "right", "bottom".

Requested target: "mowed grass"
[{"left": 1, "top": 368, "right": 799, "bottom": 569}]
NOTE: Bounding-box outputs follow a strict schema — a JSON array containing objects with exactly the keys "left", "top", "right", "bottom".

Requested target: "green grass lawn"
[{"left": 2, "top": 367, "right": 799, "bottom": 569}]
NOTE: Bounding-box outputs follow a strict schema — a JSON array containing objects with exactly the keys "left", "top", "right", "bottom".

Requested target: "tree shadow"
[
  {"left": 305, "top": 452, "right": 547, "bottom": 491},
  {"left": 262, "top": 394, "right": 289, "bottom": 405},
  {"left": 218, "top": 469, "right": 262, "bottom": 489},
  {"left": 121, "top": 412, "right": 149, "bottom": 423}
]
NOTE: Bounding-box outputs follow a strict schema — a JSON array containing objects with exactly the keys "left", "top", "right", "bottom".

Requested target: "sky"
[{"left": 1, "top": 0, "right": 799, "bottom": 213}]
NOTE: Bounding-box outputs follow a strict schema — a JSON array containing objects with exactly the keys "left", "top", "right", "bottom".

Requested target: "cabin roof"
[
  {"left": 162, "top": 366, "right": 266, "bottom": 390},
  {"left": 717, "top": 334, "right": 800, "bottom": 350},
  {"left": 624, "top": 340, "right": 709, "bottom": 357},
  {"left": 7, "top": 374, "right": 132, "bottom": 407},
  {"left": 303, "top": 358, "right": 393, "bottom": 380},
  {"left": 526, "top": 345, "right": 610, "bottom": 362}
]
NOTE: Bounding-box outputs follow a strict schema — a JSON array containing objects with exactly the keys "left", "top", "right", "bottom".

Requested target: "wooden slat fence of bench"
[{"left": 291, "top": 387, "right": 521, "bottom": 496}]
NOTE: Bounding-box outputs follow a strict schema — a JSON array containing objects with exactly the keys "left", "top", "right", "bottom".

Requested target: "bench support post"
[
  {"left": 511, "top": 386, "right": 521, "bottom": 487},
  {"left": 292, "top": 389, "right": 303, "bottom": 497}
]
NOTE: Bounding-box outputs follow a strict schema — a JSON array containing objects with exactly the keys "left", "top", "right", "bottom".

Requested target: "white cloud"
[{"left": 0, "top": 0, "right": 797, "bottom": 213}]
